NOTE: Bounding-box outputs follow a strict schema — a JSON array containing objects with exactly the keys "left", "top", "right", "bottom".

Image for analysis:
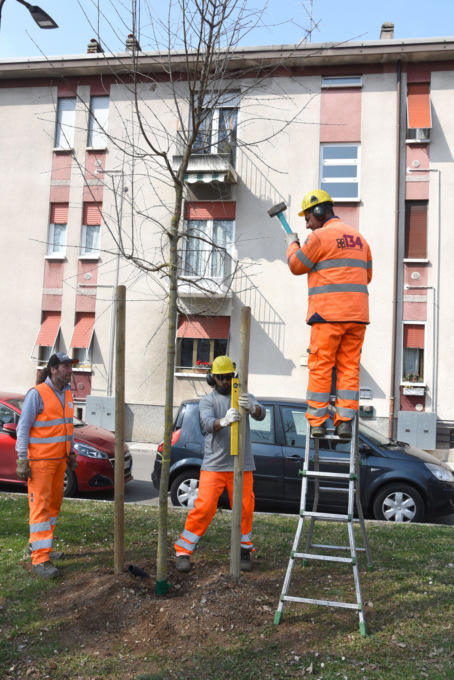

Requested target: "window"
[
  {"left": 55, "top": 97, "right": 76, "bottom": 149},
  {"left": 183, "top": 219, "right": 234, "bottom": 280},
  {"left": 70, "top": 312, "right": 95, "bottom": 368},
  {"left": 402, "top": 323, "right": 425, "bottom": 383},
  {"left": 193, "top": 92, "right": 239, "bottom": 167},
  {"left": 176, "top": 315, "right": 230, "bottom": 373},
  {"left": 322, "top": 75, "right": 362, "bottom": 88},
  {"left": 406, "top": 83, "right": 431, "bottom": 142},
  {"left": 0, "top": 403, "right": 19, "bottom": 427},
  {"left": 81, "top": 203, "right": 102, "bottom": 256},
  {"left": 34, "top": 311, "right": 61, "bottom": 365},
  {"left": 320, "top": 144, "right": 360, "bottom": 200},
  {"left": 87, "top": 96, "right": 109, "bottom": 148},
  {"left": 250, "top": 406, "right": 275, "bottom": 444},
  {"left": 47, "top": 203, "right": 68, "bottom": 256},
  {"left": 281, "top": 406, "right": 308, "bottom": 448},
  {"left": 405, "top": 201, "right": 427, "bottom": 260}
]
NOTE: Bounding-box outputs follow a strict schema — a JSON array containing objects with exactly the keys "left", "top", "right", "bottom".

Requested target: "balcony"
[{"left": 172, "top": 130, "right": 238, "bottom": 185}]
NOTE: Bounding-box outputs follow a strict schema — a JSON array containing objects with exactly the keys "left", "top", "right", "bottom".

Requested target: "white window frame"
[
  {"left": 193, "top": 91, "right": 240, "bottom": 164},
  {"left": 321, "top": 75, "right": 362, "bottom": 88},
  {"left": 46, "top": 222, "right": 67, "bottom": 258},
  {"left": 80, "top": 224, "right": 101, "bottom": 258},
  {"left": 320, "top": 143, "right": 360, "bottom": 202},
  {"left": 401, "top": 321, "right": 426, "bottom": 386},
  {"left": 55, "top": 97, "right": 76, "bottom": 150},
  {"left": 87, "top": 96, "right": 109, "bottom": 149},
  {"left": 182, "top": 218, "right": 235, "bottom": 282},
  {"left": 72, "top": 345, "right": 93, "bottom": 370}
]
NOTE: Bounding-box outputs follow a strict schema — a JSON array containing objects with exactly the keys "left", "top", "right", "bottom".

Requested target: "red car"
[{"left": 0, "top": 391, "right": 133, "bottom": 497}]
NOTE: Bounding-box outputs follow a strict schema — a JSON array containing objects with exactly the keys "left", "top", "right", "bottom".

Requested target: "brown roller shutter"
[
  {"left": 83, "top": 203, "right": 102, "bottom": 225},
  {"left": 177, "top": 315, "right": 230, "bottom": 339},
  {"left": 405, "top": 201, "right": 427, "bottom": 259},
  {"left": 403, "top": 324, "right": 424, "bottom": 349},
  {"left": 36, "top": 312, "right": 61, "bottom": 346},
  {"left": 50, "top": 203, "right": 69, "bottom": 223},
  {"left": 407, "top": 83, "right": 431, "bottom": 129},
  {"left": 185, "top": 202, "right": 236, "bottom": 220}
]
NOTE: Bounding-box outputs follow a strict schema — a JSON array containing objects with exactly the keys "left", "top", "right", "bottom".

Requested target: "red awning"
[
  {"left": 177, "top": 315, "right": 230, "bottom": 339},
  {"left": 70, "top": 313, "right": 95, "bottom": 348},
  {"left": 407, "top": 83, "right": 432, "bottom": 129},
  {"left": 36, "top": 312, "right": 61, "bottom": 347}
]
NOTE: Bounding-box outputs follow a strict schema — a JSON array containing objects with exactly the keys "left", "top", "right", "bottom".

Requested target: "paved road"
[{"left": 2, "top": 444, "right": 454, "bottom": 524}]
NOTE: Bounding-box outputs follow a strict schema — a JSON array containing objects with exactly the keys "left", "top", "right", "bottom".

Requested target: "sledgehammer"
[{"left": 267, "top": 202, "right": 293, "bottom": 234}]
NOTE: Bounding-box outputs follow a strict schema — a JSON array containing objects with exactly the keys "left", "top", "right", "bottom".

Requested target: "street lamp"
[{"left": 0, "top": 0, "right": 58, "bottom": 30}]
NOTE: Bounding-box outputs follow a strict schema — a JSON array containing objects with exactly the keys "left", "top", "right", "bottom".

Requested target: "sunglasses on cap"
[{"left": 213, "top": 373, "right": 234, "bottom": 382}]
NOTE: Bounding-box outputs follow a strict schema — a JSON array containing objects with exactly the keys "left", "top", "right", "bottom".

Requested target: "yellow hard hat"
[
  {"left": 211, "top": 355, "right": 235, "bottom": 375},
  {"left": 298, "top": 189, "right": 333, "bottom": 217}
]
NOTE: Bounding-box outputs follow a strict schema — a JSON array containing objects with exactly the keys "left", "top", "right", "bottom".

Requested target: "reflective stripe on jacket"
[
  {"left": 27, "top": 383, "right": 74, "bottom": 460},
  {"left": 287, "top": 217, "right": 372, "bottom": 324}
]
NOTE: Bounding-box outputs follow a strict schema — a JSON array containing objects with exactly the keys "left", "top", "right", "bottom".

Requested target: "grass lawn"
[{"left": 0, "top": 492, "right": 453, "bottom": 679}]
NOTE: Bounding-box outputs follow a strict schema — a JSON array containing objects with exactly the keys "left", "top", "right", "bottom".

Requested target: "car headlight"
[
  {"left": 74, "top": 443, "right": 109, "bottom": 460},
  {"left": 424, "top": 462, "right": 454, "bottom": 482}
]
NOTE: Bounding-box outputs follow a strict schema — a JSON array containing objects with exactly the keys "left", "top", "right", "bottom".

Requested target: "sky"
[{"left": 1, "top": 0, "right": 454, "bottom": 60}]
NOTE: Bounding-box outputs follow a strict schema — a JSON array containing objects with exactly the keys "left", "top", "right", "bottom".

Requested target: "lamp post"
[{"left": 0, "top": 0, "right": 58, "bottom": 31}]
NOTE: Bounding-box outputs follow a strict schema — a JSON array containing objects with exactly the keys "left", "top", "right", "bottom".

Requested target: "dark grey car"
[{"left": 152, "top": 398, "right": 454, "bottom": 522}]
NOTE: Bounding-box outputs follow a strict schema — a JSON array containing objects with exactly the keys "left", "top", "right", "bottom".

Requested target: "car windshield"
[
  {"left": 6, "top": 398, "right": 24, "bottom": 411},
  {"left": 359, "top": 422, "right": 393, "bottom": 447}
]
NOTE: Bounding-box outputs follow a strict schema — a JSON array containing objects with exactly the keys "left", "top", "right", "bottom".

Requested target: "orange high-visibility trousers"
[
  {"left": 28, "top": 457, "right": 66, "bottom": 566},
  {"left": 174, "top": 470, "right": 255, "bottom": 556},
  {"left": 306, "top": 322, "right": 366, "bottom": 427}
]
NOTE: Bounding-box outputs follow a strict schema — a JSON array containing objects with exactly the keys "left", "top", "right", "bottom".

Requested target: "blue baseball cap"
[{"left": 48, "top": 352, "right": 79, "bottom": 368}]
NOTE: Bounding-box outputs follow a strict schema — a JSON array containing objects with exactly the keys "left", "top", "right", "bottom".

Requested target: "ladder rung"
[
  {"left": 294, "top": 552, "right": 353, "bottom": 564},
  {"left": 310, "top": 543, "right": 366, "bottom": 552},
  {"left": 283, "top": 595, "right": 360, "bottom": 610},
  {"left": 318, "top": 486, "right": 349, "bottom": 493},
  {"left": 304, "top": 471, "right": 352, "bottom": 479},
  {"left": 303, "top": 511, "right": 351, "bottom": 521}
]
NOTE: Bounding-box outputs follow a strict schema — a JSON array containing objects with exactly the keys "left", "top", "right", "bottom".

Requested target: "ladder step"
[
  {"left": 294, "top": 552, "right": 353, "bottom": 564},
  {"left": 283, "top": 595, "right": 360, "bottom": 610},
  {"left": 304, "top": 471, "right": 353, "bottom": 479},
  {"left": 310, "top": 543, "right": 366, "bottom": 552},
  {"left": 303, "top": 511, "right": 351, "bottom": 521}
]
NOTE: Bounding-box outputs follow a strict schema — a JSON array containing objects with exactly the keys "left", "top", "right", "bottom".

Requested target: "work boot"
[
  {"left": 310, "top": 423, "right": 326, "bottom": 438},
  {"left": 32, "top": 561, "right": 59, "bottom": 579},
  {"left": 27, "top": 546, "right": 65, "bottom": 560},
  {"left": 336, "top": 420, "right": 352, "bottom": 440},
  {"left": 175, "top": 555, "right": 191, "bottom": 572},
  {"left": 240, "top": 549, "right": 252, "bottom": 572}
]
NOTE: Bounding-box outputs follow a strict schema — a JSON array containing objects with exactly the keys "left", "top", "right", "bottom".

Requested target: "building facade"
[{"left": 1, "top": 26, "right": 453, "bottom": 456}]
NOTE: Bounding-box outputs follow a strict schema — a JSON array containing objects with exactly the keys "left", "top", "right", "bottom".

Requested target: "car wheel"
[
  {"left": 170, "top": 469, "right": 200, "bottom": 508},
  {"left": 372, "top": 483, "right": 424, "bottom": 523},
  {"left": 63, "top": 468, "right": 78, "bottom": 498}
]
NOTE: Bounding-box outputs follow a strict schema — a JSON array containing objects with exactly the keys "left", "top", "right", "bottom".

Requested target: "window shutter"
[
  {"left": 177, "top": 315, "right": 230, "bottom": 339},
  {"left": 70, "top": 312, "right": 95, "bottom": 348},
  {"left": 405, "top": 201, "right": 427, "bottom": 259},
  {"left": 36, "top": 312, "right": 61, "bottom": 347},
  {"left": 403, "top": 324, "right": 424, "bottom": 349},
  {"left": 50, "top": 203, "right": 69, "bottom": 224},
  {"left": 407, "top": 83, "right": 431, "bottom": 129},
  {"left": 185, "top": 202, "right": 236, "bottom": 220},
  {"left": 83, "top": 203, "right": 102, "bottom": 225}
]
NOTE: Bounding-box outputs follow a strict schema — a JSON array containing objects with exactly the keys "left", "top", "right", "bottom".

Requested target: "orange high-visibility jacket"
[
  {"left": 27, "top": 383, "right": 74, "bottom": 460},
  {"left": 287, "top": 217, "right": 372, "bottom": 324}
]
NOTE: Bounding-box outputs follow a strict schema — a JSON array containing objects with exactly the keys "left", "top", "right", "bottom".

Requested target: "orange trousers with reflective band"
[
  {"left": 28, "top": 457, "right": 66, "bottom": 566},
  {"left": 174, "top": 470, "right": 255, "bottom": 556},
  {"left": 306, "top": 322, "right": 366, "bottom": 427}
]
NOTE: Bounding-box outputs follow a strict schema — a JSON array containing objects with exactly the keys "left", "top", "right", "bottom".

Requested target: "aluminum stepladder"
[{"left": 274, "top": 416, "right": 373, "bottom": 637}]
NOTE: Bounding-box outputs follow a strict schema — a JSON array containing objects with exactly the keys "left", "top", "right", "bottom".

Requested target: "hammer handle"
[{"left": 277, "top": 212, "right": 293, "bottom": 234}]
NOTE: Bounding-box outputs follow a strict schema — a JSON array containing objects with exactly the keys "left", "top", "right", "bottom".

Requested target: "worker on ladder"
[{"left": 285, "top": 190, "right": 373, "bottom": 440}]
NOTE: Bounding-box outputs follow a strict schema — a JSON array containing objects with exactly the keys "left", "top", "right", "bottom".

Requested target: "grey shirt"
[{"left": 199, "top": 390, "right": 266, "bottom": 472}]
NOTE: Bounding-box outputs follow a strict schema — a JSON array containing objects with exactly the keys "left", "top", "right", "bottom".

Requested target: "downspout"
[{"left": 388, "top": 60, "right": 402, "bottom": 438}]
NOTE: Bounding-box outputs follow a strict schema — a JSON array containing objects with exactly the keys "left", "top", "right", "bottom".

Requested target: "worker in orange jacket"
[
  {"left": 286, "top": 190, "right": 373, "bottom": 440},
  {"left": 16, "top": 353, "right": 79, "bottom": 579}
]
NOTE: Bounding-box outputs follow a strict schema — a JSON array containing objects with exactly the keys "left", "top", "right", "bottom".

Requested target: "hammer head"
[{"left": 268, "top": 202, "right": 287, "bottom": 218}]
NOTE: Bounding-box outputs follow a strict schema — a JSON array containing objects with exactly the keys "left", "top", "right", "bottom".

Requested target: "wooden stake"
[{"left": 114, "top": 285, "right": 126, "bottom": 575}]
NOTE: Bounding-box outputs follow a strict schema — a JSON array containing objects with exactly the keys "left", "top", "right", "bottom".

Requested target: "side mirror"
[{"left": 3, "top": 422, "right": 17, "bottom": 437}]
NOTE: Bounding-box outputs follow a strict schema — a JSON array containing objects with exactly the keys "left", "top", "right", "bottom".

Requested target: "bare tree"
[{"left": 63, "top": 0, "right": 315, "bottom": 592}]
